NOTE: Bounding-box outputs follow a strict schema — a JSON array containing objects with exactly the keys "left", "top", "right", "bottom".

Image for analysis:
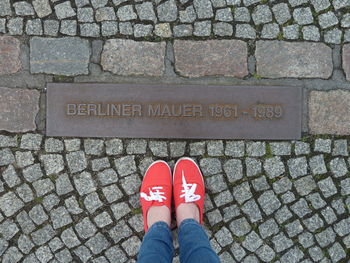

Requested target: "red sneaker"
[
  {"left": 173, "top": 157, "right": 205, "bottom": 225},
  {"left": 140, "top": 160, "right": 172, "bottom": 232}
]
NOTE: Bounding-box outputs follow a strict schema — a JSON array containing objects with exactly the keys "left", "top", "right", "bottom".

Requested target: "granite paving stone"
[
  {"left": 0, "top": 192, "right": 24, "bottom": 217},
  {"left": 136, "top": 2, "right": 156, "bottom": 22},
  {"left": 60, "top": 20, "right": 77, "bottom": 36},
  {"left": 283, "top": 24, "right": 299, "bottom": 39},
  {"left": 287, "top": 157, "right": 308, "bottom": 178},
  {"left": 194, "top": 0, "right": 213, "bottom": 19},
  {"left": 86, "top": 233, "right": 110, "bottom": 254},
  {"left": 258, "top": 190, "right": 281, "bottom": 215},
  {"left": 73, "top": 245, "right": 92, "bottom": 262},
  {"left": 29, "top": 205, "right": 48, "bottom": 225},
  {"left": 291, "top": 199, "right": 312, "bottom": 218},
  {"left": 264, "top": 157, "right": 285, "bottom": 178},
  {"left": 309, "top": 90, "right": 350, "bottom": 134},
  {"left": 16, "top": 184, "right": 34, "bottom": 203},
  {"left": 303, "top": 214, "right": 324, "bottom": 232},
  {"left": 33, "top": 178, "right": 55, "bottom": 197},
  {"left": 43, "top": 20, "right": 59, "bottom": 36},
  {"left": 154, "top": 23, "right": 172, "bottom": 37},
  {"left": 40, "top": 154, "right": 64, "bottom": 175},
  {"left": 0, "top": 36, "right": 21, "bottom": 75},
  {"left": 256, "top": 41, "right": 332, "bottom": 78},
  {"left": 2, "top": 165, "right": 21, "bottom": 187},
  {"left": 273, "top": 177, "right": 292, "bottom": 194},
  {"left": 252, "top": 176, "right": 270, "bottom": 191},
  {"left": 315, "top": 227, "right": 336, "bottom": 247},
  {"left": 302, "top": 25, "right": 320, "bottom": 41},
  {"left": 286, "top": 219, "right": 304, "bottom": 238},
  {"left": 234, "top": 7, "right": 250, "bottom": 22},
  {"left": 50, "top": 207, "right": 72, "bottom": 229},
  {"left": 173, "top": 24, "right": 193, "bottom": 37},
  {"left": 101, "top": 39, "right": 165, "bottom": 76},
  {"left": 66, "top": 151, "right": 87, "bottom": 173},
  {"left": 7, "top": 17, "right": 24, "bottom": 35},
  {"left": 94, "top": 212, "right": 113, "bottom": 228},
  {"left": 333, "top": 0, "right": 349, "bottom": 10},
  {"left": 0, "top": 219, "right": 19, "bottom": 240},
  {"left": 223, "top": 159, "right": 243, "bottom": 182},
  {"left": 306, "top": 193, "right": 326, "bottom": 209},
  {"left": 157, "top": 0, "right": 177, "bottom": 22},
  {"left": 31, "top": 225, "right": 55, "bottom": 246},
  {"left": 245, "top": 158, "right": 261, "bottom": 178},
  {"left": 102, "top": 184, "right": 123, "bottom": 203},
  {"left": 42, "top": 194, "right": 60, "bottom": 211},
  {"left": 73, "top": 172, "right": 96, "bottom": 196},
  {"left": 241, "top": 199, "right": 262, "bottom": 222},
  {"left": 229, "top": 217, "right": 251, "bottom": 237},
  {"left": 324, "top": 28, "right": 342, "bottom": 44},
  {"left": 193, "top": 20, "right": 212, "bottom": 37},
  {"left": 0, "top": 0, "right": 11, "bottom": 16},
  {"left": 293, "top": 7, "right": 313, "bottom": 25},
  {"left": 225, "top": 141, "right": 244, "bottom": 157},
  {"left": 275, "top": 205, "right": 293, "bottom": 223},
  {"left": 235, "top": 24, "right": 256, "bottom": 39},
  {"left": 259, "top": 218, "right": 279, "bottom": 239},
  {"left": 214, "top": 189, "right": 233, "bottom": 207},
  {"left": 205, "top": 174, "right": 227, "bottom": 193},
  {"left": 272, "top": 3, "right": 291, "bottom": 25},
  {"left": 215, "top": 227, "right": 233, "bottom": 247},
  {"left": 252, "top": 5, "right": 272, "bottom": 25},
  {"left": 242, "top": 231, "right": 263, "bottom": 252},
  {"left": 333, "top": 139, "right": 348, "bottom": 156},
  {"left": 13, "top": 2, "right": 35, "bottom": 16},
  {"left": 30, "top": 37, "right": 90, "bottom": 76},
  {"left": 174, "top": 40, "right": 248, "bottom": 78},
  {"left": 65, "top": 196, "right": 84, "bottom": 215},
  {"left": 54, "top": 1, "right": 76, "bottom": 19},
  {"left": 233, "top": 182, "right": 252, "bottom": 205},
  {"left": 294, "top": 175, "right": 317, "bottom": 196},
  {"left": 55, "top": 248, "right": 73, "bottom": 262}
]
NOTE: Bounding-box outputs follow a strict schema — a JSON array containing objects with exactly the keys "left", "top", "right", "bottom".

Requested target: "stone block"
[
  {"left": 309, "top": 90, "right": 350, "bottom": 135},
  {"left": 101, "top": 39, "right": 166, "bottom": 76},
  {"left": 256, "top": 41, "right": 332, "bottom": 78},
  {"left": 30, "top": 37, "right": 90, "bottom": 76},
  {"left": 0, "top": 36, "right": 21, "bottom": 75},
  {"left": 343, "top": 44, "right": 350, "bottom": 81},
  {"left": 174, "top": 40, "right": 248, "bottom": 77},
  {"left": 0, "top": 88, "right": 40, "bottom": 132}
]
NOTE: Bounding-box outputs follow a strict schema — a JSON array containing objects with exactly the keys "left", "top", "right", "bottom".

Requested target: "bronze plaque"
[{"left": 46, "top": 83, "right": 302, "bottom": 139}]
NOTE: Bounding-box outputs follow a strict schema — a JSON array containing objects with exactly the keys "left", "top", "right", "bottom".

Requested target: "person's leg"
[
  {"left": 178, "top": 218, "right": 220, "bottom": 263},
  {"left": 138, "top": 161, "right": 174, "bottom": 262},
  {"left": 173, "top": 158, "right": 220, "bottom": 263},
  {"left": 137, "top": 220, "right": 174, "bottom": 263}
]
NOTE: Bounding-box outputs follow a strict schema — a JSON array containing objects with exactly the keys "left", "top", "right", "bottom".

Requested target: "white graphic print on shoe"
[
  {"left": 141, "top": 186, "right": 166, "bottom": 202},
  {"left": 180, "top": 170, "right": 201, "bottom": 203}
]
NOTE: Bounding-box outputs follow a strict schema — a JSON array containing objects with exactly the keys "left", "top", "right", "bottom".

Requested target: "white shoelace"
[
  {"left": 180, "top": 170, "right": 201, "bottom": 202},
  {"left": 140, "top": 186, "right": 167, "bottom": 202}
]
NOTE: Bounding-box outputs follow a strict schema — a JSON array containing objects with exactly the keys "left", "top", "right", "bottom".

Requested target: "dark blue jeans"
[{"left": 137, "top": 219, "right": 220, "bottom": 263}]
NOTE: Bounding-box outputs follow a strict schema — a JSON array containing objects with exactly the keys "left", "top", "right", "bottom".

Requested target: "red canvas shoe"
[
  {"left": 140, "top": 160, "right": 172, "bottom": 232},
  {"left": 173, "top": 157, "right": 205, "bottom": 225}
]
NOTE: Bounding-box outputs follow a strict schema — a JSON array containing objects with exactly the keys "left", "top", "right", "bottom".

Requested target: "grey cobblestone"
[{"left": 1, "top": 135, "right": 350, "bottom": 261}]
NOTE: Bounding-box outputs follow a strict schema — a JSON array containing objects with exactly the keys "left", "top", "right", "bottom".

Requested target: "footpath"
[{"left": 0, "top": 0, "right": 350, "bottom": 262}]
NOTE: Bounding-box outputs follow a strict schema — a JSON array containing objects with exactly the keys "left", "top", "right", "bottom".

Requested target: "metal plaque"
[{"left": 46, "top": 83, "right": 302, "bottom": 139}]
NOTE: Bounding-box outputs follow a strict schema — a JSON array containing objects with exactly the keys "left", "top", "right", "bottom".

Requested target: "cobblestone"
[{"left": 2, "top": 135, "right": 350, "bottom": 261}]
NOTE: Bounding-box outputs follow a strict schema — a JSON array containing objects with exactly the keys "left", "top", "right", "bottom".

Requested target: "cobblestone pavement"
[
  {"left": 0, "top": 0, "right": 350, "bottom": 43},
  {"left": 0, "top": 133, "right": 350, "bottom": 262}
]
